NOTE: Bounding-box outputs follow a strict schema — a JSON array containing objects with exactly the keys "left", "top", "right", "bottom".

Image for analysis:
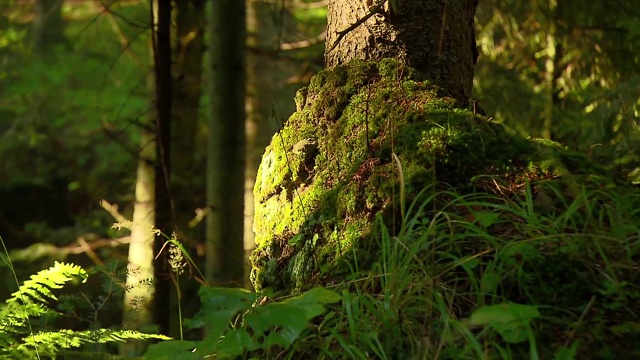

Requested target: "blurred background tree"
[
  {"left": 474, "top": 0, "right": 640, "bottom": 180},
  {"left": 243, "top": 0, "right": 325, "bottom": 288}
]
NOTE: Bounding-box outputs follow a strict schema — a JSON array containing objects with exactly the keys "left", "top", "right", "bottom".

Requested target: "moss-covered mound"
[{"left": 250, "top": 59, "right": 606, "bottom": 294}]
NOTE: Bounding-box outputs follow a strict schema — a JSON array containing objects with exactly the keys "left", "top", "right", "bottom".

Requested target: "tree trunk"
[
  {"left": 33, "top": 0, "right": 66, "bottom": 53},
  {"left": 121, "top": 0, "right": 172, "bottom": 355},
  {"left": 325, "top": 0, "right": 478, "bottom": 106},
  {"left": 170, "top": 0, "right": 205, "bottom": 338},
  {"left": 244, "top": 0, "right": 297, "bottom": 289},
  {"left": 152, "top": 0, "right": 174, "bottom": 337},
  {"left": 121, "top": 128, "right": 156, "bottom": 357},
  {"left": 172, "top": 0, "right": 205, "bottom": 208},
  {"left": 206, "top": 0, "right": 246, "bottom": 286}
]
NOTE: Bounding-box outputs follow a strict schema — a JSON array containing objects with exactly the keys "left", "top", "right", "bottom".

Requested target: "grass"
[{"left": 278, "top": 181, "right": 640, "bottom": 359}]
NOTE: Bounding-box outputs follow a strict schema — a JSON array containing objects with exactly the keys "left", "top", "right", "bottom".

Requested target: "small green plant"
[
  {"left": 0, "top": 260, "right": 169, "bottom": 359},
  {"left": 144, "top": 286, "right": 340, "bottom": 359},
  {"left": 464, "top": 303, "right": 541, "bottom": 358}
]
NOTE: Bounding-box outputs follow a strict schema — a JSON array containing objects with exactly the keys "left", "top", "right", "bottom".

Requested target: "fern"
[{"left": 0, "top": 262, "right": 169, "bottom": 358}]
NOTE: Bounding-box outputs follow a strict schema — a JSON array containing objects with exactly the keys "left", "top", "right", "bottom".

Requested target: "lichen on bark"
[{"left": 250, "top": 58, "right": 605, "bottom": 294}]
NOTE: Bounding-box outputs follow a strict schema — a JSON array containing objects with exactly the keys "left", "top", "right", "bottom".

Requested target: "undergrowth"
[
  {"left": 0, "top": 251, "right": 169, "bottom": 359},
  {"left": 280, "top": 182, "right": 640, "bottom": 359},
  {"left": 1, "top": 179, "right": 638, "bottom": 359},
  {"left": 145, "top": 181, "right": 639, "bottom": 359}
]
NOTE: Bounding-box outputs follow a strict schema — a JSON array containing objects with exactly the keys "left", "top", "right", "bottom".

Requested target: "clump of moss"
[{"left": 250, "top": 59, "right": 608, "bottom": 294}]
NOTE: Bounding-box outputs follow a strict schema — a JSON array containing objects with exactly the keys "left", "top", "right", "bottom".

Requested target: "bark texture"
[{"left": 325, "top": 0, "right": 479, "bottom": 105}]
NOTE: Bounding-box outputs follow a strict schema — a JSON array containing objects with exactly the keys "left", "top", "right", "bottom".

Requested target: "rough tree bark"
[
  {"left": 325, "top": 0, "right": 479, "bottom": 106},
  {"left": 121, "top": 126, "right": 155, "bottom": 357}
]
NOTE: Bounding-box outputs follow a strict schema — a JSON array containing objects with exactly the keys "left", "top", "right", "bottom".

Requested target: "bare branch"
[
  {"left": 281, "top": 31, "right": 326, "bottom": 50},
  {"left": 7, "top": 236, "right": 131, "bottom": 263},
  {"left": 100, "top": 199, "right": 129, "bottom": 224}
]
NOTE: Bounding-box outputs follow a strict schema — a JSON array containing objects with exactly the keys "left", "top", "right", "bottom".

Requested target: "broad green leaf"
[
  {"left": 461, "top": 257, "right": 481, "bottom": 270},
  {"left": 216, "top": 330, "right": 254, "bottom": 356},
  {"left": 237, "top": 303, "right": 312, "bottom": 351},
  {"left": 480, "top": 271, "right": 501, "bottom": 295},
  {"left": 144, "top": 340, "right": 198, "bottom": 360},
  {"left": 554, "top": 340, "right": 580, "bottom": 360},
  {"left": 473, "top": 211, "right": 500, "bottom": 227},
  {"left": 192, "top": 287, "right": 338, "bottom": 357},
  {"left": 282, "top": 287, "right": 341, "bottom": 307},
  {"left": 194, "top": 287, "right": 256, "bottom": 342},
  {"left": 470, "top": 303, "right": 540, "bottom": 343},
  {"left": 289, "top": 233, "right": 303, "bottom": 246}
]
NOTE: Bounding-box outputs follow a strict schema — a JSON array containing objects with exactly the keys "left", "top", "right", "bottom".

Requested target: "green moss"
[{"left": 250, "top": 59, "right": 608, "bottom": 295}]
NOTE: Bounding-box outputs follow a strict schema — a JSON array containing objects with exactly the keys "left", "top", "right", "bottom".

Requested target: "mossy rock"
[{"left": 250, "top": 59, "right": 606, "bottom": 294}]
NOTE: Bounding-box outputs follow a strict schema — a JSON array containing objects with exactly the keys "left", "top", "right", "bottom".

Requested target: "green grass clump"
[{"left": 271, "top": 182, "right": 640, "bottom": 359}]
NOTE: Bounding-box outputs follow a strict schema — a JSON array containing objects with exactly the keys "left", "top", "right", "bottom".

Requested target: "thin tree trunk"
[
  {"left": 121, "top": 76, "right": 157, "bottom": 358},
  {"left": 121, "top": 0, "right": 172, "bottom": 355},
  {"left": 152, "top": 0, "right": 174, "bottom": 337},
  {"left": 542, "top": 0, "right": 556, "bottom": 140},
  {"left": 172, "top": 0, "right": 205, "bottom": 201},
  {"left": 33, "top": 0, "right": 66, "bottom": 53},
  {"left": 244, "top": 0, "right": 291, "bottom": 290},
  {"left": 325, "top": 0, "right": 478, "bottom": 106},
  {"left": 244, "top": 0, "right": 261, "bottom": 290},
  {"left": 169, "top": 0, "right": 205, "bottom": 338},
  {"left": 206, "top": 0, "right": 246, "bottom": 286}
]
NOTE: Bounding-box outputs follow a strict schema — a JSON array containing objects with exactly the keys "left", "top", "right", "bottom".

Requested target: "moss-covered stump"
[{"left": 250, "top": 59, "right": 605, "bottom": 294}]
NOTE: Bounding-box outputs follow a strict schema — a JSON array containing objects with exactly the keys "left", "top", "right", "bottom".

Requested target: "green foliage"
[
  {"left": 145, "top": 286, "right": 340, "bottom": 359},
  {"left": 2, "top": 262, "right": 88, "bottom": 327},
  {"left": 468, "top": 303, "right": 540, "bottom": 344},
  {"left": 0, "top": 261, "right": 168, "bottom": 359},
  {"left": 291, "top": 2, "right": 328, "bottom": 24},
  {"left": 0, "top": 24, "right": 149, "bottom": 183},
  {"left": 250, "top": 181, "right": 640, "bottom": 359},
  {"left": 475, "top": 0, "right": 640, "bottom": 180},
  {"left": 0, "top": 2, "right": 152, "bottom": 249}
]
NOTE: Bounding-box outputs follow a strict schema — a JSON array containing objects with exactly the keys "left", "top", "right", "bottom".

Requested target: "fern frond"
[
  {"left": 9, "top": 329, "right": 170, "bottom": 358},
  {"left": 0, "top": 262, "right": 170, "bottom": 358},
  {"left": 1, "top": 262, "right": 87, "bottom": 330},
  {"left": 7, "top": 262, "right": 88, "bottom": 306},
  {"left": 0, "top": 262, "right": 90, "bottom": 358}
]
